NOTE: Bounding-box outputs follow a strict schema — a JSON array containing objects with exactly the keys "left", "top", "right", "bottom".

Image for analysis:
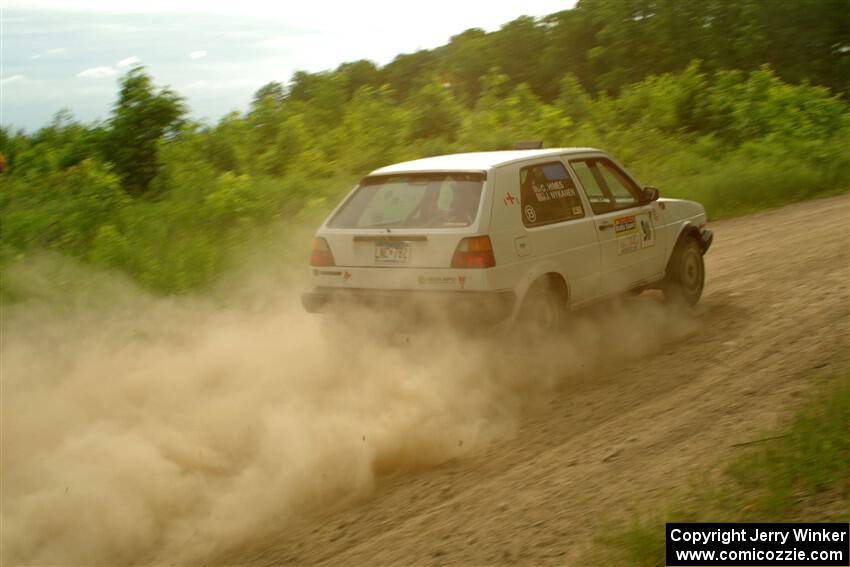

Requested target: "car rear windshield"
[{"left": 328, "top": 172, "right": 485, "bottom": 229}]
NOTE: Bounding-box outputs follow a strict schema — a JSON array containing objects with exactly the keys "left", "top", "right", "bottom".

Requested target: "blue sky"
[{"left": 2, "top": 1, "right": 575, "bottom": 131}]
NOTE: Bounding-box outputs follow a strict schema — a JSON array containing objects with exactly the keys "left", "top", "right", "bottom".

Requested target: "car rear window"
[{"left": 328, "top": 172, "right": 485, "bottom": 229}]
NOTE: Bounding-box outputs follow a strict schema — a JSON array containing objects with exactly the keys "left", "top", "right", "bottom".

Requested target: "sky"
[{"left": 2, "top": 1, "right": 576, "bottom": 131}]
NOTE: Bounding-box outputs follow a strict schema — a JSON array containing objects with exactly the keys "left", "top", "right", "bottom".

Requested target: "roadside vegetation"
[
  {"left": 2, "top": 0, "right": 848, "bottom": 295},
  {"left": 589, "top": 373, "right": 850, "bottom": 566}
]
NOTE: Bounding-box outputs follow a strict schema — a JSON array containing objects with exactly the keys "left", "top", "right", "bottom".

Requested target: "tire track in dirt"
[{"left": 213, "top": 194, "right": 849, "bottom": 566}]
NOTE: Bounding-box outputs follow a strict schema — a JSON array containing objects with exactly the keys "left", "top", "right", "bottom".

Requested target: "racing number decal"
[{"left": 639, "top": 216, "right": 655, "bottom": 248}]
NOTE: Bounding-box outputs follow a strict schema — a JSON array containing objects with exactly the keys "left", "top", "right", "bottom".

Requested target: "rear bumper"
[
  {"left": 700, "top": 228, "right": 714, "bottom": 253},
  {"left": 301, "top": 287, "right": 517, "bottom": 326}
]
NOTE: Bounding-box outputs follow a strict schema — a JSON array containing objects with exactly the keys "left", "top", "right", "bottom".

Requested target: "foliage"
[
  {"left": 458, "top": 72, "right": 572, "bottom": 150},
  {"left": 105, "top": 66, "right": 186, "bottom": 196},
  {"left": 375, "top": 0, "right": 849, "bottom": 100},
  {"left": 2, "top": 159, "right": 128, "bottom": 257},
  {"left": 1, "top": 0, "right": 848, "bottom": 295}
]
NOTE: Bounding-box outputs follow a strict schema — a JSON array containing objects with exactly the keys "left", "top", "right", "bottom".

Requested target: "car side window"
[
  {"left": 569, "top": 158, "right": 642, "bottom": 214},
  {"left": 519, "top": 162, "right": 585, "bottom": 228},
  {"left": 598, "top": 160, "right": 641, "bottom": 208},
  {"left": 570, "top": 161, "right": 608, "bottom": 214}
]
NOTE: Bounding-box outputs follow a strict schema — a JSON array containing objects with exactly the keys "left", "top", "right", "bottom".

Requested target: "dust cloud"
[{"left": 1, "top": 254, "right": 700, "bottom": 565}]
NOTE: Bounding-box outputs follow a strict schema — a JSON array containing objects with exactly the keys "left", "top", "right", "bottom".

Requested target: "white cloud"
[
  {"left": 31, "top": 47, "right": 66, "bottom": 60},
  {"left": 189, "top": 50, "right": 208, "bottom": 60},
  {"left": 77, "top": 66, "right": 117, "bottom": 78},
  {"left": 1, "top": 75, "right": 25, "bottom": 85},
  {"left": 117, "top": 55, "right": 141, "bottom": 67}
]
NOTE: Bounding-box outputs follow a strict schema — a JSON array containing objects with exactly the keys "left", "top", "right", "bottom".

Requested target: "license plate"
[{"left": 374, "top": 240, "right": 411, "bottom": 265}]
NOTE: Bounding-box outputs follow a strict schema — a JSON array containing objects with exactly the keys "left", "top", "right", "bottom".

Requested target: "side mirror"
[{"left": 642, "top": 186, "right": 660, "bottom": 202}]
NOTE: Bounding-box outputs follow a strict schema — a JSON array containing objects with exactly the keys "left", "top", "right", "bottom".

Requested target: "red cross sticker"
[{"left": 504, "top": 192, "right": 517, "bottom": 205}]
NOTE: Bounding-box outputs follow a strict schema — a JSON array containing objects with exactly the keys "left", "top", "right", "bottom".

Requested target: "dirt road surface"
[{"left": 212, "top": 195, "right": 849, "bottom": 566}]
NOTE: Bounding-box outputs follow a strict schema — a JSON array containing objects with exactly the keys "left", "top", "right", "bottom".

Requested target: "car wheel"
[
  {"left": 516, "top": 278, "right": 564, "bottom": 337},
  {"left": 663, "top": 236, "right": 704, "bottom": 305}
]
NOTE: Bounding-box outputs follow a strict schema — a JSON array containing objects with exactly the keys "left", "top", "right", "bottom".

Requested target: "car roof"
[{"left": 369, "top": 148, "right": 602, "bottom": 175}]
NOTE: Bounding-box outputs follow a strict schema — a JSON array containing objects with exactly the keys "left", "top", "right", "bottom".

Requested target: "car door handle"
[{"left": 598, "top": 221, "right": 613, "bottom": 230}]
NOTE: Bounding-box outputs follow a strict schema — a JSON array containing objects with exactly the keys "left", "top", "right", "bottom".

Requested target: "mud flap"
[{"left": 700, "top": 228, "right": 714, "bottom": 254}]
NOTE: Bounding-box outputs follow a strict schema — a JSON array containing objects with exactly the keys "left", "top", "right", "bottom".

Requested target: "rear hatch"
[{"left": 321, "top": 172, "right": 486, "bottom": 269}]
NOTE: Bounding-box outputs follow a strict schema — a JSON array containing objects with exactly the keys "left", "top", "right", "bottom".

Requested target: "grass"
[
  {"left": 588, "top": 372, "right": 850, "bottom": 566},
  {"left": 627, "top": 140, "right": 850, "bottom": 220}
]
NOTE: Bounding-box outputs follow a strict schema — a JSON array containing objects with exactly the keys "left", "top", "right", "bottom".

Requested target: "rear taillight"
[
  {"left": 451, "top": 236, "right": 495, "bottom": 269},
  {"left": 310, "top": 237, "right": 335, "bottom": 267}
]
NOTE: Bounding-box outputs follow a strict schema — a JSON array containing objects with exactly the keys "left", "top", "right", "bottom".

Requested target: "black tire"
[
  {"left": 515, "top": 278, "right": 565, "bottom": 337},
  {"left": 663, "top": 236, "right": 705, "bottom": 305}
]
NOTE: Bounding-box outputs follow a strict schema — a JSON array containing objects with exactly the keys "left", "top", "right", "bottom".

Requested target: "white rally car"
[{"left": 301, "top": 147, "right": 713, "bottom": 331}]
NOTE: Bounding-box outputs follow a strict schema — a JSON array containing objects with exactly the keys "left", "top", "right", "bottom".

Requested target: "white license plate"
[{"left": 374, "top": 241, "right": 411, "bottom": 265}]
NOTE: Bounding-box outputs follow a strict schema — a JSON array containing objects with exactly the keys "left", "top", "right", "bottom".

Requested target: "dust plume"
[{"left": 1, "top": 254, "right": 701, "bottom": 565}]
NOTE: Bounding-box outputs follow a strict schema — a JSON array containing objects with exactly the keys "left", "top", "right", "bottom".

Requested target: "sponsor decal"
[
  {"left": 614, "top": 215, "right": 637, "bottom": 234},
  {"left": 616, "top": 213, "right": 655, "bottom": 253},
  {"left": 524, "top": 205, "right": 537, "bottom": 223},
  {"left": 617, "top": 233, "right": 641, "bottom": 255},
  {"left": 504, "top": 192, "right": 517, "bottom": 205},
  {"left": 572, "top": 205, "right": 584, "bottom": 216}
]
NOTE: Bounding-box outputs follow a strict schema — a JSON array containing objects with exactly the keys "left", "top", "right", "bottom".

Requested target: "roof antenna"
[{"left": 513, "top": 140, "right": 544, "bottom": 150}]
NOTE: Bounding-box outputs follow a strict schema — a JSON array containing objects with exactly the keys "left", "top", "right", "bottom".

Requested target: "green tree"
[
  {"left": 287, "top": 70, "right": 347, "bottom": 131},
  {"left": 458, "top": 71, "right": 571, "bottom": 150},
  {"left": 340, "top": 85, "right": 408, "bottom": 172},
  {"left": 383, "top": 50, "right": 439, "bottom": 100},
  {"left": 488, "top": 16, "right": 549, "bottom": 98},
  {"left": 406, "top": 82, "right": 463, "bottom": 141},
  {"left": 440, "top": 28, "right": 493, "bottom": 104},
  {"left": 336, "top": 60, "right": 383, "bottom": 99},
  {"left": 252, "top": 81, "right": 286, "bottom": 107},
  {"left": 540, "top": 9, "right": 598, "bottom": 98},
  {"left": 105, "top": 67, "right": 186, "bottom": 196},
  {"left": 556, "top": 73, "right": 594, "bottom": 124}
]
